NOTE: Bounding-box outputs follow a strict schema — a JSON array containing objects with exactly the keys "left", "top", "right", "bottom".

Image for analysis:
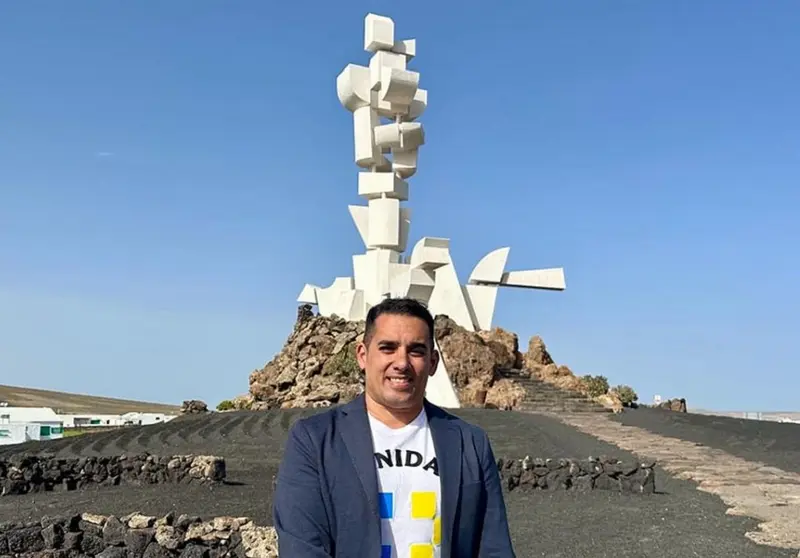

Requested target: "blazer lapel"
[
  {"left": 426, "top": 400, "right": 462, "bottom": 557},
  {"left": 338, "top": 394, "right": 380, "bottom": 517}
]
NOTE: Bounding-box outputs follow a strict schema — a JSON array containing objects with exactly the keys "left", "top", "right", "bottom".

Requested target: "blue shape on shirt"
[{"left": 379, "top": 492, "right": 393, "bottom": 519}]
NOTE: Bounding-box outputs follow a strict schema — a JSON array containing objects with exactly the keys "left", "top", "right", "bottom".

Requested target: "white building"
[
  {"left": 0, "top": 407, "right": 65, "bottom": 446},
  {"left": 0, "top": 406, "right": 177, "bottom": 446},
  {"left": 56, "top": 411, "right": 175, "bottom": 427},
  {"left": 0, "top": 406, "right": 63, "bottom": 425},
  {"left": 120, "top": 412, "right": 174, "bottom": 426},
  {"left": 58, "top": 413, "right": 125, "bottom": 428}
]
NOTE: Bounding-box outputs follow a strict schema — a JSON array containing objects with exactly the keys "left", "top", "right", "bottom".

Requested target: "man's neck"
[{"left": 365, "top": 396, "right": 424, "bottom": 429}]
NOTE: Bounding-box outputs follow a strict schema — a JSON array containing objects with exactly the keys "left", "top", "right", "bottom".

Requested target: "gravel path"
[
  {"left": 611, "top": 406, "right": 800, "bottom": 474},
  {"left": 1, "top": 408, "right": 795, "bottom": 557}
]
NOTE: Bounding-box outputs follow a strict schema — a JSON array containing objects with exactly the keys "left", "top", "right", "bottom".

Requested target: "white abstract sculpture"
[{"left": 298, "top": 13, "right": 566, "bottom": 408}]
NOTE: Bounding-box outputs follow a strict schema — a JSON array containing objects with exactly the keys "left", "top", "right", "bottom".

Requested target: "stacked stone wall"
[
  {"left": 0, "top": 513, "right": 277, "bottom": 558},
  {"left": 498, "top": 456, "right": 656, "bottom": 493},
  {"left": 0, "top": 454, "right": 225, "bottom": 496}
]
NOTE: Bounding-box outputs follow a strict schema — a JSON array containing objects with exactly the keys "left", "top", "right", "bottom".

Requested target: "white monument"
[{"left": 298, "top": 13, "right": 566, "bottom": 407}]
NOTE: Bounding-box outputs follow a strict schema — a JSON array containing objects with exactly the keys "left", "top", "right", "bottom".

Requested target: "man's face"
[{"left": 356, "top": 313, "right": 439, "bottom": 411}]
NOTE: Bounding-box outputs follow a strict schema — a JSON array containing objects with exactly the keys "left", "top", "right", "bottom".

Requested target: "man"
[{"left": 273, "top": 297, "right": 516, "bottom": 557}]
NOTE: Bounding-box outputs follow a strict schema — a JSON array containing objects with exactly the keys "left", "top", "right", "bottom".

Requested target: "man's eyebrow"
[{"left": 375, "top": 340, "right": 429, "bottom": 349}]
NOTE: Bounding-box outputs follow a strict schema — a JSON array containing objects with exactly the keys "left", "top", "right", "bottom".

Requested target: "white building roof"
[{"left": 0, "top": 407, "right": 62, "bottom": 423}]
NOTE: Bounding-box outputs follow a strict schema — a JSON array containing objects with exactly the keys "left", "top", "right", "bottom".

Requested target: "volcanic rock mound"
[{"left": 245, "top": 309, "right": 529, "bottom": 410}]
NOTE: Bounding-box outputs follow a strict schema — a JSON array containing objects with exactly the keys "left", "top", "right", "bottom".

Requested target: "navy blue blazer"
[{"left": 273, "top": 394, "right": 516, "bottom": 557}]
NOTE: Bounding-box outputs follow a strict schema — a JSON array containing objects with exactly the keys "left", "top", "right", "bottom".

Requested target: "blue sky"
[{"left": 1, "top": 1, "right": 798, "bottom": 411}]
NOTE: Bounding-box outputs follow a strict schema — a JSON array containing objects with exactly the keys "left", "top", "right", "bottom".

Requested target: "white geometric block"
[
  {"left": 297, "top": 283, "right": 319, "bottom": 304},
  {"left": 407, "top": 88, "right": 428, "bottom": 121},
  {"left": 336, "top": 64, "right": 371, "bottom": 112},
  {"left": 464, "top": 283, "right": 499, "bottom": 331},
  {"left": 374, "top": 122, "right": 424, "bottom": 152},
  {"left": 426, "top": 340, "right": 462, "bottom": 408},
  {"left": 469, "top": 247, "right": 510, "bottom": 284},
  {"left": 399, "top": 207, "right": 411, "bottom": 253},
  {"left": 338, "top": 289, "right": 366, "bottom": 321},
  {"left": 372, "top": 91, "right": 410, "bottom": 119},
  {"left": 352, "top": 254, "right": 369, "bottom": 292},
  {"left": 500, "top": 268, "right": 567, "bottom": 290},
  {"left": 348, "top": 205, "right": 369, "bottom": 246},
  {"left": 379, "top": 67, "right": 420, "bottom": 106},
  {"left": 373, "top": 123, "right": 403, "bottom": 149},
  {"left": 375, "top": 158, "right": 393, "bottom": 172},
  {"left": 391, "top": 39, "right": 416, "bottom": 60},
  {"left": 400, "top": 122, "right": 424, "bottom": 150},
  {"left": 353, "top": 106, "right": 385, "bottom": 168},
  {"left": 367, "top": 249, "right": 400, "bottom": 304},
  {"left": 369, "top": 51, "right": 406, "bottom": 91},
  {"left": 367, "top": 197, "right": 400, "bottom": 248},
  {"left": 315, "top": 277, "right": 355, "bottom": 319},
  {"left": 426, "top": 263, "right": 476, "bottom": 332},
  {"left": 364, "top": 13, "right": 394, "bottom": 53},
  {"left": 358, "top": 172, "right": 409, "bottom": 201},
  {"left": 406, "top": 268, "right": 436, "bottom": 303},
  {"left": 410, "top": 237, "right": 450, "bottom": 270},
  {"left": 391, "top": 148, "right": 418, "bottom": 178},
  {"left": 386, "top": 261, "right": 411, "bottom": 297},
  {"left": 353, "top": 255, "right": 381, "bottom": 306}
]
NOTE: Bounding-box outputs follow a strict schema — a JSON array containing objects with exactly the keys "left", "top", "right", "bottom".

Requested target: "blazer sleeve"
[
  {"left": 273, "top": 418, "right": 334, "bottom": 557},
  {"left": 477, "top": 429, "right": 517, "bottom": 557}
]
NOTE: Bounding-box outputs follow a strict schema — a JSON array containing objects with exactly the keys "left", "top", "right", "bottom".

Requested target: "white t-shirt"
[{"left": 368, "top": 409, "right": 442, "bottom": 558}]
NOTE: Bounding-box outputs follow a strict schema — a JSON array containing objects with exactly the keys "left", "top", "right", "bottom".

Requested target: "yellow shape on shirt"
[
  {"left": 433, "top": 516, "right": 441, "bottom": 545},
  {"left": 410, "top": 543, "right": 433, "bottom": 558},
  {"left": 410, "top": 491, "right": 436, "bottom": 519}
]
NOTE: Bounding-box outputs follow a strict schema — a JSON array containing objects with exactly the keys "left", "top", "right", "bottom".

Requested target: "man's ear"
[
  {"left": 429, "top": 348, "right": 440, "bottom": 377},
  {"left": 356, "top": 341, "right": 368, "bottom": 370}
]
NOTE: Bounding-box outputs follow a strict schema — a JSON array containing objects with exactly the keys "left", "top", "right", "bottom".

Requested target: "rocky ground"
[
  {"left": 239, "top": 306, "right": 627, "bottom": 413},
  {"left": 2, "top": 408, "right": 797, "bottom": 557}
]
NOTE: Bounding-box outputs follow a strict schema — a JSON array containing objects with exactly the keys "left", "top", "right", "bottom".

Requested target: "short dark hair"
[{"left": 363, "top": 297, "right": 435, "bottom": 348}]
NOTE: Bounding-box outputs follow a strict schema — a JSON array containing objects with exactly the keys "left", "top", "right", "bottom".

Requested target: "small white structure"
[
  {"left": 0, "top": 423, "right": 65, "bottom": 446},
  {"left": 58, "top": 411, "right": 175, "bottom": 428},
  {"left": 120, "top": 412, "right": 174, "bottom": 426},
  {"left": 0, "top": 407, "right": 64, "bottom": 446},
  {"left": 298, "top": 14, "right": 566, "bottom": 408},
  {"left": 59, "top": 413, "right": 125, "bottom": 428}
]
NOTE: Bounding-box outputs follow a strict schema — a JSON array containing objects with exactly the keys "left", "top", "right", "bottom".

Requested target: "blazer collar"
[
  {"left": 424, "top": 399, "right": 462, "bottom": 558},
  {"left": 339, "top": 394, "right": 379, "bottom": 516},
  {"left": 339, "top": 395, "right": 462, "bottom": 557}
]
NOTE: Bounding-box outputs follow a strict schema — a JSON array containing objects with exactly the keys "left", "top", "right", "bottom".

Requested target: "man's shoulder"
[{"left": 289, "top": 404, "right": 343, "bottom": 435}]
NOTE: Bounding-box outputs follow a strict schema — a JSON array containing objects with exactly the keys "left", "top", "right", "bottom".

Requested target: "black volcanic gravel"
[
  {"left": 611, "top": 406, "right": 800, "bottom": 474},
  {"left": 0, "top": 408, "right": 796, "bottom": 557}
]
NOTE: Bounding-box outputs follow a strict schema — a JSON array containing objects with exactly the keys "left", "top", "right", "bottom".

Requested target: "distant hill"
[{"left": 0, "top": 384, "right": 182, "bottom": 415}]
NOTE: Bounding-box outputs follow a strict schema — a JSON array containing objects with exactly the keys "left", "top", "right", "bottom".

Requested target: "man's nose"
[{"left": 392, "top": 350, "right": 412, "bottom": 371}]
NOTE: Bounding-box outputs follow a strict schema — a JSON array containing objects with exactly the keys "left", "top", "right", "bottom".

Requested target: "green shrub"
[
  {"left": 581, "top": 375, "right": 610, "bottom": 397},
  {"left": 216, "top": 399, "right": 235, "bottom": 411},
  {"left": 614, "top": 385, "right": 639, "bottom": 407},
  {"left": 323, "top": 345, "right": 362, "bottom": 378}
]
